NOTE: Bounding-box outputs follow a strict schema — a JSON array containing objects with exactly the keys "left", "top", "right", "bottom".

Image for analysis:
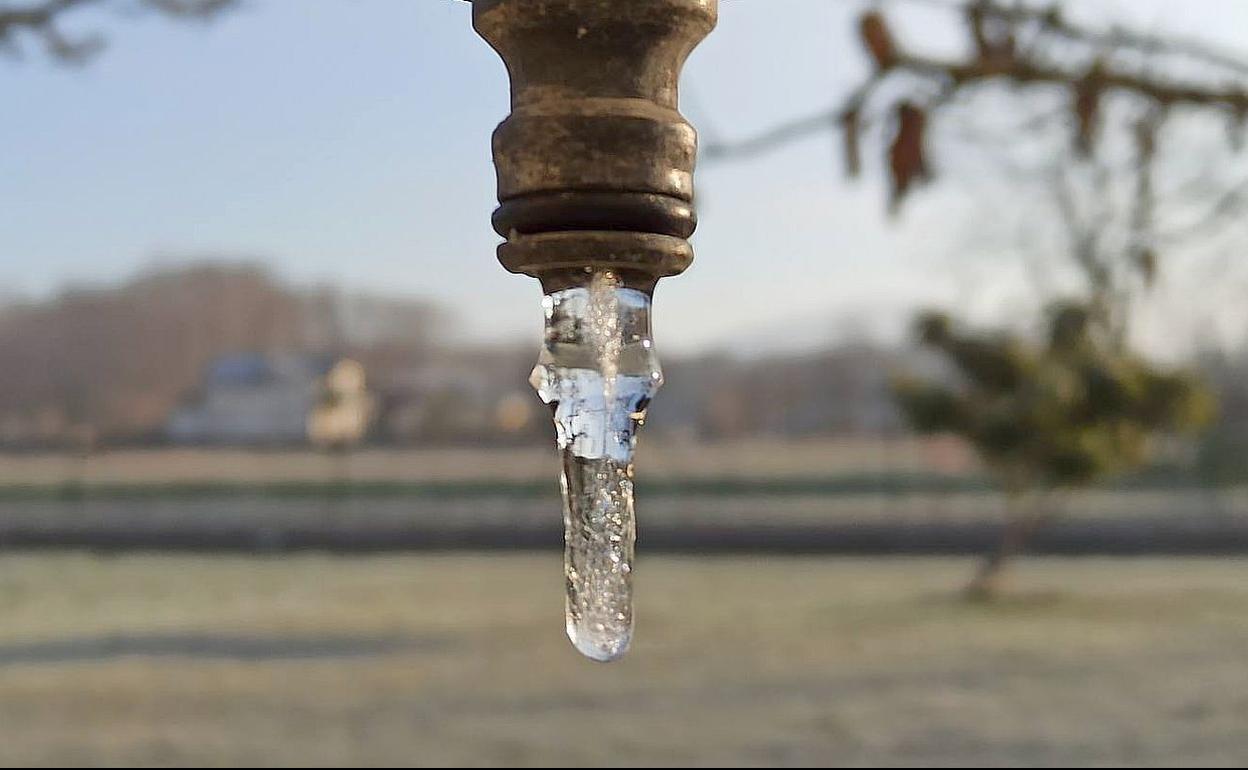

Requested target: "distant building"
[{"left": 167, "top": 354, "right": 372, "bottom": 446}]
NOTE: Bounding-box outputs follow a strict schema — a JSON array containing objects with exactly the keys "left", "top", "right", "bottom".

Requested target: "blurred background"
[{"left": 2, "top": 0, "right": 1248, "bottom": 765}]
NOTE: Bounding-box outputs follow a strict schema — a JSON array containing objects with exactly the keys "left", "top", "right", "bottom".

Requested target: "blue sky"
[{"left": 3, "top": 0, "right": 1247, "bottom": 354}]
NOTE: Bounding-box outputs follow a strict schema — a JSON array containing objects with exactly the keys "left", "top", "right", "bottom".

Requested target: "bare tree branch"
[
  {"left": 0, "top": 0, "right": 235, "bottom": 63},
  {"left": 704, "top": 1, "right": 1248, "bottom": 164}
]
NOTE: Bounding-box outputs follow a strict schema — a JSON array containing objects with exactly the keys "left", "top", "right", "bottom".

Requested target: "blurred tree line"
[
  {"left": 0, "top": 262, "right": 916, "bottom": 449},
  {"left": 0, "top": 264, "right": 446, "bottom": 444}
]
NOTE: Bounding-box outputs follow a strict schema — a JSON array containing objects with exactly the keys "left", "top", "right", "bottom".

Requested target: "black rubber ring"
[{"left": 492, "top": 192, "right": 697, "bottom": 239}]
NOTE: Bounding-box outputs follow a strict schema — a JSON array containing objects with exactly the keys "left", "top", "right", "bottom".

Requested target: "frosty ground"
[{"left": 0, "top": 554, "right": 1244, "bottom": 766}]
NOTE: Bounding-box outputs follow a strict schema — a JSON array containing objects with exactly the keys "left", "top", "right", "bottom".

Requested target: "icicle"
[{"left": 530, "top": 271, "right": 662, "bottom": 662}]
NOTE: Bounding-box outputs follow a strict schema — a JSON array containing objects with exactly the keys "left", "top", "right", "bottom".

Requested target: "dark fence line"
[
  {"left": 0, "top": 471, "right": 1233, "bottom": 502},
  {"left": 3, "top": 518, "right": 1248, "bottom": 555}
]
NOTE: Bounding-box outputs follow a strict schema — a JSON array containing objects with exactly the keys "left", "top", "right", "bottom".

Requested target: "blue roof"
[
  {"left": 206, "top": 354, "right": 274, "bottom": 387},
  {"left": 204, "top": 353, "right": 338, "bottom": 388}
]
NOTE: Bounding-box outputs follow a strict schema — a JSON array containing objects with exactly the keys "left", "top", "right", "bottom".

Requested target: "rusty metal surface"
[{"left": 471, "top": 0, "right": 717, "bottom": 290}]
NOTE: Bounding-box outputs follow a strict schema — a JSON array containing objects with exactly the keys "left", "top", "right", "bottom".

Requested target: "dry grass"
[{"left": 0, "top": 555, "right": 1245, "bottom": 766}]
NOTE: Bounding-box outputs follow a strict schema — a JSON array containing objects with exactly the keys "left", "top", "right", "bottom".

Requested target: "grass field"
[{"left": 0, "top": 554, "right": 1245, "bottom": 766}]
